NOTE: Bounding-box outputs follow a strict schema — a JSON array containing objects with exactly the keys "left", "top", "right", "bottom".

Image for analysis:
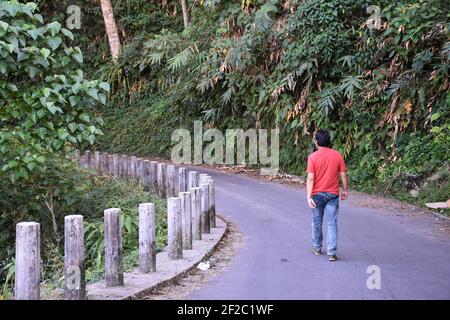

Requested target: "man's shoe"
[
  {"left": 328, "top": 255, "right": 338, "bottom": 261},
  {"left": 312, "top": 247, "right": 322, "bottom": 255}
]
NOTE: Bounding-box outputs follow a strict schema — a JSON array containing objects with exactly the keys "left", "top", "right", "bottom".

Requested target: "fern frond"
[
  {"left": 386, "top": 75, "right": 411, "bottom": 97},
  {"left": 318, "top": 86, "right": 340, "bottom": 115},
  {"left": 221, "top": 85, "right": 234, "bottom": 105},
  {"left": 167, "top": 45, "right": 198, "bottom": 72},
  {"left": 340, "top": 75, "right": 363, "bottom": 100}
]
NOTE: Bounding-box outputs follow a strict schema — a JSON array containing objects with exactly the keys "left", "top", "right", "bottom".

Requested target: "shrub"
[
  {"left": 0, "top": 1, "right": 109, "bottom": 183},
  {"left": 0, "top": 160, "right": 167, "bottom": 298}
]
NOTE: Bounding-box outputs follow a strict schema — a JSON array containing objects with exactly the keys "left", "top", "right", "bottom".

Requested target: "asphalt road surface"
[{"left": 186, "top": 167, "right": 450, "bottom": 300}]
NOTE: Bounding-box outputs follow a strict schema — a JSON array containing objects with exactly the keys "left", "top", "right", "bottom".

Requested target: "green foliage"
[
  {"left": 0, "top": 0, "right": 447, "bottom": 297},
  {"left": 87, "top": 1, "right": 449, "bottom": 208},
  {"left": 0, "top": 1, "right": 177, "bottom": 299},
  {"left": 0, "top": 1, "right": 109, "bottom": 183},
  {"left": 81, "top": 176, "right": 167, "bottom": 283},
  {"left": 0, "top": 159, "right": 167, "bottom": 297},
  {"left": 31, "top": 0, "right": 448, "bottom": 206}
]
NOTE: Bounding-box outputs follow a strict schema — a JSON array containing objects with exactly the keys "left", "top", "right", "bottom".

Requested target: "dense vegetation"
[
  {"left": 0, "top": 1, "right": 167, "bottom": 298},
  {"left": 0, "top": 0, "right": 449, "bottom": 298},
  {"left": 0, "top": 1, "right": 108, "bottom": 183},
  {"left": 0, "top": 162, "right": 168, "bottom": 299},
  {"left": 90, "top": 0, "right": 448, "bottom": 201}
]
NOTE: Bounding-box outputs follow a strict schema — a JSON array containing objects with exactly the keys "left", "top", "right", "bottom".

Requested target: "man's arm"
[
  {"left": 307, "top": 173, "right": 316, "bottom": 208},
  {"left": 339, "top": 171, "right": 348, "bottom": 200}
]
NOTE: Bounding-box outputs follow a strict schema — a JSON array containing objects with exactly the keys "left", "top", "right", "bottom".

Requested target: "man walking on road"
[{"left": 306, "top": 130, "right": 348, "bottom": 261}]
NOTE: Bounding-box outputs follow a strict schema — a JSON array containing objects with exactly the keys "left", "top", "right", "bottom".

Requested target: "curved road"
[{"left": 186, "top": 167, "right": 450, "bottom": 300}]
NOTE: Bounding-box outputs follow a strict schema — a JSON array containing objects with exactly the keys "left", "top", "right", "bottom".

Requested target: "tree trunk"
[
  {"left": 180, "top": 0, "right": 189, "bottom": 29},
  {"left": 100, "top": 0, "right": 121, "bottom": 62}
]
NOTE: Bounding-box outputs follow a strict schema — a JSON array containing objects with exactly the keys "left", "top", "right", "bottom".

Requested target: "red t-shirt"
[{"left": 307, "top": 147, "right": 346, "bottom": 196}]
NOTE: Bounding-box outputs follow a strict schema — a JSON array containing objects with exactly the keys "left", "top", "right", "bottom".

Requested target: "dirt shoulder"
[{"left": 142, "top": 218, "right": 244, "bottom": 300}]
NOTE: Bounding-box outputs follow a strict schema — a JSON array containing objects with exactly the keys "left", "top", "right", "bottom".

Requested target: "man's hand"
[
  {"left": 341, "top": 190, "right": 349, "bottom": 200},
  {"left": 306, "top": 172, "right": 316, "bottom": 208},
  {"left": 339, "top": 172, "right": 348, "bottom": 200},
  {"left": 307, "top": 197, "right": 316, "bottom": 208}
]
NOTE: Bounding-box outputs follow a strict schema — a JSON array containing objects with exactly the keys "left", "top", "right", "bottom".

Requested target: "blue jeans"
[{"left": 311, "top": 192, "right": 339, "bottom": 255}]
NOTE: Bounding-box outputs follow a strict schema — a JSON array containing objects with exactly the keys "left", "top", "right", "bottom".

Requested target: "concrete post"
[
  {"left": 112, "top": 154, "right": 119, "bottom": 177},
  {"left": 157, "top": 163, "right": 166, "bottom": 197},
  {"left": 200, "top": 184, "right": 210, "bottom": 234},
  {"left": 98, "top": 153, "right": 103, "bottom": 173},
  {"left": 167, "top": 197, "right": 183, "bottom": 259},
  {"left": 150, "top": 161, "right": 158, "bottom": 191},
  {"left": 166, "top": 165, "right": 176, "bottom": 197},
  {"left": 104, "top": 208, "right": 124, "bottom": 286},
  {"left": 139, "top": 203, "right": 156, "bottom": 273},
  {"left": 108, "top": 154, "right": 114, "bottom": 174},
  {"left": 178, "top": 167, "right": 187, "bottom": 195},
  {"left": 208, "top": 179, "right": 216, "bottom": 228},
  {"left": 102, "top": 152, "right": 109, "bottom": 173},
  {"left": 143, "top": 160, "right": 151, "bottom": 191},
  {"left": 75, "top": 149, "right": 81, "bottom": 166},
  {"left": 130, "top": 156, "right": 137, "bottom": 179},
  {"left": 199, "top": 173, "right": 209, "bottom": 186},
  {"left": 188, "top": 171, "right": 198, "bottom": 189},
  {"left": 190, "top": 187, "right": 202, "bottom": 241},
  {"left": 85, "top": 150, "right": 91, "bottom": 168},
  {"left": 15, "top": 222, "right": 40, "bottom": 300},
  {"left": 126, "top": 157, "right": 132, "bottom": 178},
  {"left": 64, "top": 215, "right": 85, "bottom": 300},
  {"left": 137, "top": 158, "right": 144, "bottom": 183},
  {"left": 180, "top": 192, "right": 192, "bottom": 250},
  {"left": 121, "top": 155, "right": 128, "bottom": 177},
  {"left": 94, "top": 151, "right": 101, "bottom": 172}
]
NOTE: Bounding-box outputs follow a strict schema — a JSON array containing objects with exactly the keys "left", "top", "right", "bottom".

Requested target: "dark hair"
[{"left": 315, "top": 130, "right": 332, "bottom": 147}]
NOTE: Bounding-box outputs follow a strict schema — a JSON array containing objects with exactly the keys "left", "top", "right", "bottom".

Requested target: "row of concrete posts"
[{"left": 14, "top": 150, "right": 216, "bottom": 300}]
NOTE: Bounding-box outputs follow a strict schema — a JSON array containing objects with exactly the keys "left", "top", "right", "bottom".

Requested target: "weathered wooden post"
[
  {"left": 85, "top": 150, "right": 91, "bottom": 168},
  {"left": 180, "top": 192, "right": 192, "bottom": 250},
  {"left": 143, "top": 160, "right": 150, "bottom": 191},
  {"left": 190, "top": 187, "right": 202, "bottom": 241},
  {"left": 15, "top": 222, "right": 40, "bottom": 300},
  {"left": 104, "top": 208, "right": 124, "bottom": 286},
  {"left": 167, "top": 197, "right": 183, "bottom": 259},
  {"left": 121, "top": 155, "right": 128, "bottom": 177},
  {"left": 188, "top": 171, "right": 198, "bottom": 189},
  {"left": 112, "top": 154, "right": 120, "bottom": 177},
  {"left": 200, "top": 184, "right": 210, "bottom": 234},
  {"left": 150, "top": 161, "right": 158, "bottom": 191},
  {"left": 157, "top": 163, "right": 166, "bottom": 197},
  {"left": 166, "top": 165, "right": 176, "bottom": 197},
  {"left": 139, "top": 203, "right": 156, "bottom": 273},
  {"left": 64, "top": 215, "right": 85, "bottom": 300},
  {"left": 94, "top": 151, "right": 101, "bottom": 172},
  {"left": 178, "top": 167, "right": 187, "bottom": 195},
  {"left": 208, "top": 179, "right": 216, "bottom": 228}
]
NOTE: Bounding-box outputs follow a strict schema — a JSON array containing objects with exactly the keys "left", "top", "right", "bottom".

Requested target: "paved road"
[{"left": 186, "top": 167, "right": 450, "bottom": 300}]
